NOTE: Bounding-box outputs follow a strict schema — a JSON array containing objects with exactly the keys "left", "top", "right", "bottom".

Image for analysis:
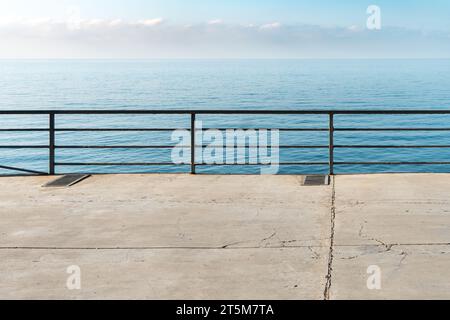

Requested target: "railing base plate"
[
  {"left": 43, "top": 174, "right": 91, "bottom": 188},
  {"left": 302, "top": 175, "right": 330, "bottom": 186}
]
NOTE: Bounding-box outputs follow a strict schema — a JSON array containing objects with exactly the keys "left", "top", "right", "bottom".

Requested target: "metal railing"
[{"left": 2, "top": 109, "right": 450, "bottom": 175}]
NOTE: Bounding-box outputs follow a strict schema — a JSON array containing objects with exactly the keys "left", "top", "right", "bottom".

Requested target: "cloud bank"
[{"left": 0, "top": 17, "right": 449, "bottom": 58}]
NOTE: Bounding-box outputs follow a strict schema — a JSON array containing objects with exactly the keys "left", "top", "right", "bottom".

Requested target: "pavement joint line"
[
  {"left": 0, "top": 245, "right": 327, "bottom": 250},
  {"left": 2, "top": 244, "right": 449, "bottom": 251},
  {"left": 323, "top": 175, "right": 336, "bottom": 300},
  {"left": 334, "top": 243, "right": 450, "bottom": 247}
]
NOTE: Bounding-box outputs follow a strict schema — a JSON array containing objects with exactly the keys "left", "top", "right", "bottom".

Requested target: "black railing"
[{"left": 2, "top": 109, "right": 450, "bottom": 176}]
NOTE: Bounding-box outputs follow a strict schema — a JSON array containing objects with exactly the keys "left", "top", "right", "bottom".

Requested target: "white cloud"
[
  {"left": 260, "top": 22, "right": 281, "bottom": 30},
  {"left": 109, "top": 19, "right": 123, "bottom": 27},
  {"left": 136, "top": 18, "right": 164, "bottom": 27},
  {"left": 85, "top": 19, "right": 105, "bottom": 26},
  {"left": 0, "top": 17, "right": 449, "bottom": 59},
  {"left": 207, "top": 19, "right": 223, "bottom": 25},
  {"left": 347, "top": 25, "right": 360, "bottom": 32}
]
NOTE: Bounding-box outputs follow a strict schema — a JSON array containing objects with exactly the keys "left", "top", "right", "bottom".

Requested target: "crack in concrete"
[
  {"left": 221, "top": 241, "right": 251, "bottom": 249},
  {"left": 308, "top": 246, "right": 321, "bottom": 260},
  {"left": 358, "top": 221, "right": 367, "bottom": 238},
  {"left": 219, "top": 232, "right": 325, "bottom": 249},
  {"left": 220, "top": 233, "right": 332, "bottom": 249},
  {"left": 220, "top": 231, "right": 278, "bottom": 249},
  {"left": 339, "top": 245, "right": 398, "bottom": 261},
  {"left": 280, "top": 239, "right": 309, "bottom": 247},
  {"left": 396, "top": 250, "right": 409, "bottom": 270},
  {"left": 373, "top": 239, "right": 394, "bottom": 252},
  {"left": 358, "top": 221, "right": 396, "bottom": 252},
  {"left": 259, "top": 232, "right": 278, "bottom": 247},
  {"left": 323, "top": 175, "right": 336, "bottom": 300},
  {"left": 340, "top": 254, "right": 359, "bottom": 260}
]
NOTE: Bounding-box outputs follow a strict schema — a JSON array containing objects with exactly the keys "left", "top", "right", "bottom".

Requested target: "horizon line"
[{"left": 1, "top": 57, "right": 450, "bottom": 61}]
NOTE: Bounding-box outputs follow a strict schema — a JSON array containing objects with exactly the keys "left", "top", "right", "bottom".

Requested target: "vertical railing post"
[
  {"left": 190, "top": 112, "right": 196, "bottom": 174},
  {"left": 329, "top": 112, "right": 334, "bottom": 176},
  {"left": 49, "top": 113, "right": 55, "bottom": 175}
]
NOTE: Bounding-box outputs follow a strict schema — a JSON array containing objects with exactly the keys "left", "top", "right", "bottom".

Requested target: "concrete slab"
[
  {"left": 0, "top": 247, "right": 328, "bottom": 300},
  {"left": 0, "top": 174, "right": 331, "bottom": 299},
  {"left": 334, "top": 174, "right": 450, "bottom": 246},
  {"left": 0, "top": 175, "right": 331, "bottom": 249},
  {"left": 330, "top": 174, "right": 450, "bottom": 300},
  {"left": 330, "top": 245, "right": 450, "bottom": 300},
  {"left": 2, "top": 173, "right": 450, "bottom": 300}
]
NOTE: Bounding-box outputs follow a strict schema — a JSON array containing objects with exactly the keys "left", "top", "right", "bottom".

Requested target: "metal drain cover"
[
  {"left": 43, "top": 174, "right": 91, "bottom": 188},
  {"left": 302, "top": 175, "right": 330, "bottom": 186}
]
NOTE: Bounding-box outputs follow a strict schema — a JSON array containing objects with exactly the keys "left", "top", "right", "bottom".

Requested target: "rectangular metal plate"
[
  {"left": 43, "top": 174, "right": 91, "bottom": 188},
  {"left": 302, "top": 175, "right": 330, "bottom": 186}
]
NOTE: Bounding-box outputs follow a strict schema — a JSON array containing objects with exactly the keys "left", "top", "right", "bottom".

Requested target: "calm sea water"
[{"left": 1, "top": 59, "right": 450, "bottom": 175}]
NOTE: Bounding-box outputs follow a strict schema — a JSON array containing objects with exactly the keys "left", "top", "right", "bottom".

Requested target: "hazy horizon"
[{"left": 1, "top": 0, "right": 449, "bottom": 59}]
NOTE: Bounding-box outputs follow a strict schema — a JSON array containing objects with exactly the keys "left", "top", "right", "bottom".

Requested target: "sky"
[{"left": 0, "top": 0, "right": 449, "bottom": 58}]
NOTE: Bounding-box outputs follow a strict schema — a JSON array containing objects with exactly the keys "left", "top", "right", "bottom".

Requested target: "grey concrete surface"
[
  {"left": 0, "top": 247, "right": 328, "bottom": 300},
  {"left": 331, "top": 245, "right": 450, "bottom": 300},
  {"left": 334, "top": 174, "right": 450, "bottom": 246},
  {"left": 330, "top": 174, "right": 450, "bottom": 300},
  {"left": 0, "top": 175, "right": 331, "bottom": 249},
  {"left": 0, "top": 173, "right": 449, "bottom": 299},
  {"left": 0, "top": 174, "right": 330, "bottom": 300}
]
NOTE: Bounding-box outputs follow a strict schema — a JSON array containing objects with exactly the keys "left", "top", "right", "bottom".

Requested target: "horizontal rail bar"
[
  {"left": 56, "top": 162, "right": 330, "bottom": 166},
  {"left": 56, "top": 162, "right": 185, "bottom": 166},
  {"left": 55, "top": 145, "right": 329, "bottom": 149},
  {"left": 19, "top": 144, "right": 450, "bottom": 150},
  {"left": 55, "top": 128, "right": 328, "bottom": 132},
  {"left": 55, "top": 128, "right": 188, "bottom": 132},
  {"left": 4, "top": 127, "right": 450, "bottom": 132},
  {"left": 3, "top": 109, "right": 450, "bottom": 115},
  {"left": 335, "top": 162, "right": 450, "bottom": 165},
  {"left": 56, "top": 145, "right": 184, "bottom": 149},
  {"left": 0, "top": 145, "right": 49, "bottom": 149},
  {"left": 197, "top": 163, "right": 330, "bottom": 166},
  {"left": 336, "top": 128, "right": 450, "bottom": 131},
  {"left": 199, "top": 128, "right": 329, "bottom": 131},
  {"left": 0, "top": 164, "right": 47, "bottom": 175},
  {"left": 0, "top": 129, "right": 49, "bottom": 132},
  {"left": 335, "top": 145, "right": 450, "bottom": 148}
]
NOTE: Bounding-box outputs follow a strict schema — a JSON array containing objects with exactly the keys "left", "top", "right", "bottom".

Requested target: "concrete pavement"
[
  {"left": 0, "top": 174, "right": 449, "bottom": 299},
  {"left": 331, "top": 174, "right": 450, "bottom": 300}
]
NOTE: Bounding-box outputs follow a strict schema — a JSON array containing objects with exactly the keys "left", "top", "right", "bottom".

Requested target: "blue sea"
[{"left": 1, "top": 59, "right": 450, "bottom": 175}]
